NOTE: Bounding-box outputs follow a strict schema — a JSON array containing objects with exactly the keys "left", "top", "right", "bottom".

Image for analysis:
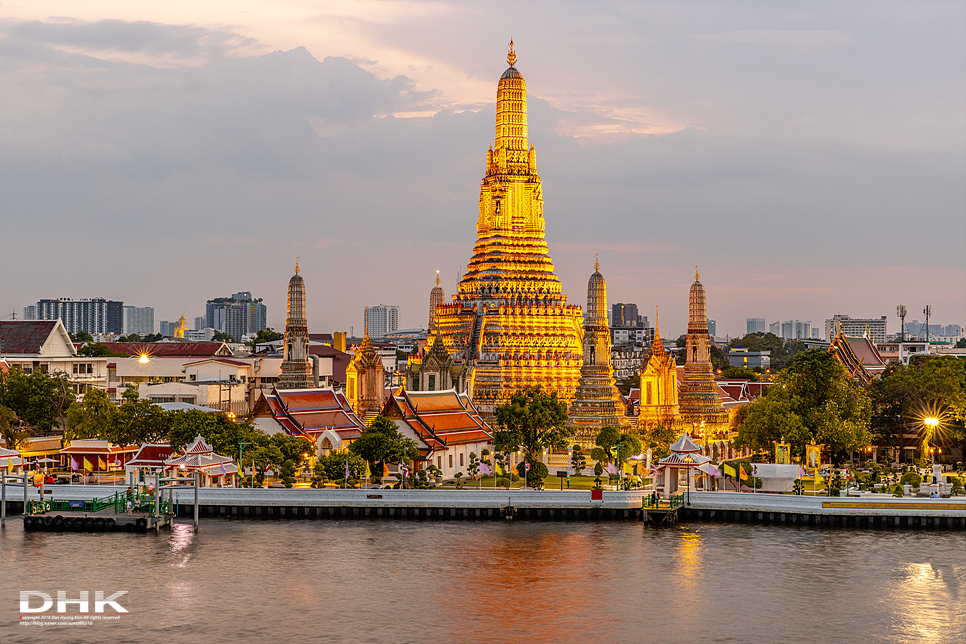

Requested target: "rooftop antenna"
[
  {"left": 896, "top": 305, "right": 906, "bottom": 342},
  {"left": 923, "top": 305, "right": 931, "bottom": 344}
]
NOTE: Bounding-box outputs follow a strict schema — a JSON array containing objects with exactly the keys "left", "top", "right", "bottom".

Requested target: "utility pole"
[
  {"left": 897, "top": 305, "right": 906, "bottom": 342},
  {"left": 923, "top": 305, "right": 931, "bottom": 345}
]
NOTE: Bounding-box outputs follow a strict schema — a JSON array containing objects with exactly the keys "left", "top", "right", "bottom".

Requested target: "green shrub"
[
  {"left": 280, "top": 459, "right": 297, "bottom": 488},
  {"left": 900, "top": 472, "right": 922, "bottom": 488},
  {"left": 496, "top": 477, "right": 511, "bottom": 489},
  {"left": 892, "top": 484, "right": 904, "bottom": 497},
  {"left": 516, "top": 460, "right": 549, "bottom": 487},
  {"left": 949, "top": 477, "right": 964, "bottom": 495}
]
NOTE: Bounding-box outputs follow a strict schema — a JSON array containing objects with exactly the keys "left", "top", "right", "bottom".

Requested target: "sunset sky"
[{"left": 2, "top": 1, "right": 963, "bottom": 338}]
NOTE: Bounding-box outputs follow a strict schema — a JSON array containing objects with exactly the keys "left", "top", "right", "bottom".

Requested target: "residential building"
[
  {"left": 611, "top": 303, "right": 642, "bottom": 328},
  {"left": 708, "top": 320, "right": 716, "bottom": 337},
  {"left": 194, "top": 316, "right": 205, "bottom": 331},
  {"left": 206, "top": 292, "right": 267, "bottom": 341},
  {"left": 0, "top": 320, "right": 108, "bottom": 395},
  {"left": 746, "top": 318, "right": 765, "bottom": 335},
  {"left": 769, "top": 321, "right": 780, "bottom": 336},
  {"left": 22, "top": 306, "right": 36, "bottom": 321},
  {"left": 611, "top": 346, "right": 646, "bottom": 382},
  {"left": 123, "top": 306, "right": 154, "bottom": 335},
  {"left": 825, "top": 315, "right": 888, "bottom": 344},
  {"left": 185, "top": 328, "right": 215, "bottom": 342},
  {"left": 727, "top": 348, "right": 771, "bottom": 370},
  {"left": 780, "top": 320, "right": 811, "bottom": 340},
  {"left": 611, "top": 325, "right": 647, "bottom": 347},
  {"left": 159, "top": 321, "right": 177, "bottom": 337},
  {"left": 876, "top": 341, "right": 929, "bottom": 366},
  {"left": 365, "top": 305, "right": 399, "bottom": 339},
  {"left": 36, "top": 298, "right": 123, "bottom": 335}
]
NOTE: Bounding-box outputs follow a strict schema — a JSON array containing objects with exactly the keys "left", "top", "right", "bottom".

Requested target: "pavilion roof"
[
  {"left": 669, "top": 433, "right": 702, "bottom": 454},
  {"left": 383, "top": 389, "right": 493, "bottom": 455},
  {"left": 252, "top": 387, "right": 365, "bottom": 440}
]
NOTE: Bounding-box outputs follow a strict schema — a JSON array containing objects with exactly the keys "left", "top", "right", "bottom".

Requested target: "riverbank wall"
[{"left": 5, "top": 487, "right": 964, "bottom": 529}]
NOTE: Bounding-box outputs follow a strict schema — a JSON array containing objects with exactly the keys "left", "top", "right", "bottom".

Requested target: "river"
[{"left": 2, "top": 518, "right": 964, "bottom": 643}]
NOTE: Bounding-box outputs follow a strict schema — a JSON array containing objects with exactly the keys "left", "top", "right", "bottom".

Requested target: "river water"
[{"left": 2, "top": 518, "right": 964, "bottom": 643}]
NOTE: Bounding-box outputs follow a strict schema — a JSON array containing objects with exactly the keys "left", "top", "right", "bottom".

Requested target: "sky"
[{"left": 1, "top": 1, "right": 964, "bottom": 340}]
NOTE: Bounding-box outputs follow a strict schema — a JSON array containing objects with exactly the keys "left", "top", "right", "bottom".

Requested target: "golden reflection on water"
[
  {"left": 674, "top": 529, "right": 704, "bottom": 592},
  {"left": 889, "top": 562, "right": 963, "bottom": 644}
]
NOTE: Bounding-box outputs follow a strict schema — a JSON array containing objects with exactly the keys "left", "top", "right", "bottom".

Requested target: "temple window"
[{"left": 448, "top": 454, "right": 453, "bottom": 469}]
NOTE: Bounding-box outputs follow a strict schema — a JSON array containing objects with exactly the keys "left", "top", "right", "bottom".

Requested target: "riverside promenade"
[{"left": 6, "top": 485, "right": 964, "bottom": 528}]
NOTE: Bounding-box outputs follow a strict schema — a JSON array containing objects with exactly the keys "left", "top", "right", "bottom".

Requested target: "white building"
[
  {"left": 0, "top": 320, "right": 108, "bottom": 396},
  {"left": 365, "top": 305, "right": 399, "bottom": 339}
]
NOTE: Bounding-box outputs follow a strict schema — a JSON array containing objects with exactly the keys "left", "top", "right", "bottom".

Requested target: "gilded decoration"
[{"left": 435, "top": 41, "right": 583, "bottom": 420}]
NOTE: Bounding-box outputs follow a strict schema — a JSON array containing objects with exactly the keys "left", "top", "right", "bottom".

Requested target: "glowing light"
[
  {"left": 139, "top": 353, "right": 150, "bottom": 364},
  {"left": 924, "top": 417, "right": 939, "bottom": 428}
]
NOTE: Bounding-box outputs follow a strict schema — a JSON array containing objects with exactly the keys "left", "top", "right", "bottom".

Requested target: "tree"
[
  {"left": 348, "top": 415, "right": 419, "bottom": 476},
  {"left": 570, "top": 445, "right": 587, "bottom": 475},
  {"left": 279, "top": 460, "right": 297, "bottom": 488},
  {"left": 246, "top": 443, "right": 284, "bottom": 487},
  {"left": 0, "top": 368, "right": 75, "bottom": 433},
  {"left": 493, "top": 386, "right": 570, "bottom": 466},
  {"left": 167, "top": 409, "right": 263, "bottom": 457},
  {"left": 65, "top": 388, "right": 118, "bottom": 442},
  {"left": 315, "top": 451, "right": 366, "bottom": 486},
  {"left": 956, "top": 338, "right": 966, "bottom": 349},
  {"left": 78, "top": 343, "right": 129, "bottom": 357},
  {"left": 270, "top": 434, "right": 316, "bottom": 471},
  {"left": 212, "top": 331, "right": 235, "bottom": 342},
  {"left": 594, "top": 426, "right": 643, "bottom": 467},
  {"left": 0, "top": 405, "right": 27, "bottom": 450},
  {"left": 104, "top": 398, "right": 170, "bottom": 447},
  {"left": 247, "top": 328, "right": 284, "bottom": 352},
  {"left": 69, "top": 331, "right": 94, "bottom": 343},
  {"left": 640, "top": 422, "right": 678, "bottom": 459},
  {"left": 722, "top": 366, "right": 760, "bottom": 381},
  {"left": 735, "top": 350, "right": 872, "bottom": 462}
]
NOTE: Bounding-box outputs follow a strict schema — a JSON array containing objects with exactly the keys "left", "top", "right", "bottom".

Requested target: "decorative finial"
[
  {"left": 507, "top": 38, "right": 516, "bottom": 67},
  {"left": 364, "top": 306, "right": 369, "bottom": 339},
  {"left": 695, "top": 265, "right": 700, "bottom": 281},
  {"left": 595, "top": 253, "right": 599, "bottom": 272},
  {"left": 656, "top": 305, "right": 659, "bottom": 332},
  {"left": 436, "top": 270, "right": 440, "bottom": 286},
  {"left": 295, "top": 257, "right": 300, "bottom": 274}
]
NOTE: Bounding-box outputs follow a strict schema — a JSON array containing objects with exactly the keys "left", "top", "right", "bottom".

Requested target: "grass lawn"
[{"left": 435, "top": 475, "right": 652, "bottom": 491}]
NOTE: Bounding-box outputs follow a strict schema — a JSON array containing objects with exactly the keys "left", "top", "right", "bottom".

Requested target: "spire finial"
[
  {"left": 295, "top": 257, "right": 300, "bottom": 275},
  {"left": 436, "top": 270, "right": 440, "bottom": 286},
  {"left": 364, "top": 306, "right": 369, "bottom": 339},
  {"left": 695, "top": 265, "right": 700, "bottom": 281},
  {"left": 507, "top": 38, "right": 516, "bottom": 67},
  {"left": 595, "top": 253, "right": 599, "bottom": 272}
]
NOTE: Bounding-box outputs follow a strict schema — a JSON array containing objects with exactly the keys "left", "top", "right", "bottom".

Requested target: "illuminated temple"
[
  {"left": 435, "top": 41, "right": 583, "bottom": 419},
  {"left": 567, "top": 259, "right": 631, "bottom": 447},
  {"left": 677, "top": 269, "right": 729, "bottom": 431}
]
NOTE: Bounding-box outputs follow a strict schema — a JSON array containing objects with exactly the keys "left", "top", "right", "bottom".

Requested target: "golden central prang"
[{"left": 436, "top": 41, "right": 583, "bottom": 420}]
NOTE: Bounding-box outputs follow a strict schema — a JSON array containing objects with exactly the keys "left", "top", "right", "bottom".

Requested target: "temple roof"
[
  {"left": 669, "top": 433, "right": 702, "bottom": 453},
  {"left": 828, "top": 332, "right": 886, "bottom": 383},
  {"left": 501, "top": 66, "right": 523, "bottom": 80},
  {"left": 383, "top": 389, "right": 493, "bottom": 456},
  {"left": 251, "top": 386, "right": 366, "bottom": 440}
]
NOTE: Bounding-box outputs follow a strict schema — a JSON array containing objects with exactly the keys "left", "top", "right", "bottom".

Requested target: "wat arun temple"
[{"left": 435, "top": 42, "right": 584, "bottom": 420}]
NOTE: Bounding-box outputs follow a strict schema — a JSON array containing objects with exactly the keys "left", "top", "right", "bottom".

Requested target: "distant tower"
[
  {"left": 279, "top": 259, "right": 314, "bottom": 389},
  {"left": 428, "top": 270, "right": 445, "bottom": 333},
  {"left": 567, "top": 257, "right": 631, "bottom": 447},
  {"left": 678, "top": 268, "right": 728, "bottom": 430},
  {"left": 345, "top": 308, "right": 386, "bottom": 425}
]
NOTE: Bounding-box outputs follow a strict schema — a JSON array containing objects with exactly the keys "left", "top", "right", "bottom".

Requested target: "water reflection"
[{"left": 889, "top": 562, "right": 964, "bottom": 644}]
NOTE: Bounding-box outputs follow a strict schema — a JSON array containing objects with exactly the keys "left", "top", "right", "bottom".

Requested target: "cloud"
[{"left": 692, "top": 29, "right": 856, "bottom": 49}]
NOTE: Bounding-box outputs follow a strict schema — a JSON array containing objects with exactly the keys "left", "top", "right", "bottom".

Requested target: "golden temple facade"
[
  {"left": 636, "top": 308, "right": 680, "bottom": 431},
  {"left": 435, "top": 41, "right": 583, "bottom": 420},
  {"left": 568, "top": 259, "right": 631, "bottom": 447}
]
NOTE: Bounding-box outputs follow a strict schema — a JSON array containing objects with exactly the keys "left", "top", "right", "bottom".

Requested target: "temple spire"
[
  {"left": 295, "top": 257, "right": 300, "bottom": 275},
  {"left": 595, "top": 253, "right": 599, "bottom": 272},
  {"left": 695, "top": 265, "right": 700, "bottom": 281},
  {"left": 507, "top": 38, "right": 516, "bottom": 67}
]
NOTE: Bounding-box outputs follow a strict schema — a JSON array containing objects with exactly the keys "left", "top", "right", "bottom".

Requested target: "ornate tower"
[
  {"left": 345, "top": 308, "right": 386, "bottom": 425},
  {"left": 279, "top": 259, "right": 314, "bottom": 389},
  {"left": 436, "top": 40, "right": 583, "bottom": 420},
  {"left": 677, "top": 268, "right": 728, "bottom": 428},
  {"left": 428, "top": 271, "right": 445, "bottom": 333},
  {"left": 636, "top": 307, "right": 680, "bottom": 430},
  {"left": 567, "top": 258, "right": 631, "bottom": 447}
]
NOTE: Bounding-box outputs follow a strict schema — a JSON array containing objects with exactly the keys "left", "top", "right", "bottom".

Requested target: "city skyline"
[{"left": 2, "top": 2, "right": 963, "bottom": 339}]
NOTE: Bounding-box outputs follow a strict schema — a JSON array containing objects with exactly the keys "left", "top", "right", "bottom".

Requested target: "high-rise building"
[
  {"left": 708, "top": 320, "right": 717, "bottom": 337},
  {"left": 611, "top": 303, "right": 641, "bottom": 328},
  {"left": 769, "top": 321, "right": 780, "bottom": 336},
  {"left": 678, "top": 269, "right": 728, "bottom": 430},
  {"left": 123, "top": 306, "right": 155, "bottom": 335},
  {"left": 780, "top": 320, "right": 811, "bottom": 340},
  {"left": 22, "top": 306, "right": 36, "bottom": 321},
  {"left": 36, "top": 298, "right": 123, "bottom": 335},
  {"left": 279, "top": 261, "right": 313, "bottom": 389},
  {"left": 194, "top": 316, "right": 205, "bottom": 331},
  {"left": 159, "top": 320, "right": 176, "bottom": 337},
  {"left": 435, "top": 41, "right": 583, "bottom": 420},
  {"left": 747, "top": 318, "right": 765, "bottom": 335},
  {"left": 825, "top": 315, "right": 887, "bottom": 344},
  {"left": 567, "top": 260, "right": 630, "bottom": 447},
  {"left": 206, "top": 292, "right": 267, "bottom": 341},
  {"left": 365, "top": 305, "right": 399, "bottom": 339}
]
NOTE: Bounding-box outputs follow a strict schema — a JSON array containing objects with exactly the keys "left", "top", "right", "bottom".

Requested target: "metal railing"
[{"left": 642, "top": 494, "right": 684, "bottom": 510}]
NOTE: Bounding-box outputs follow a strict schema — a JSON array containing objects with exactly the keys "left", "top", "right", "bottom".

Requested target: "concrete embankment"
[{"left": 5, "top": 487, "right": 964, "bottom": 528}]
